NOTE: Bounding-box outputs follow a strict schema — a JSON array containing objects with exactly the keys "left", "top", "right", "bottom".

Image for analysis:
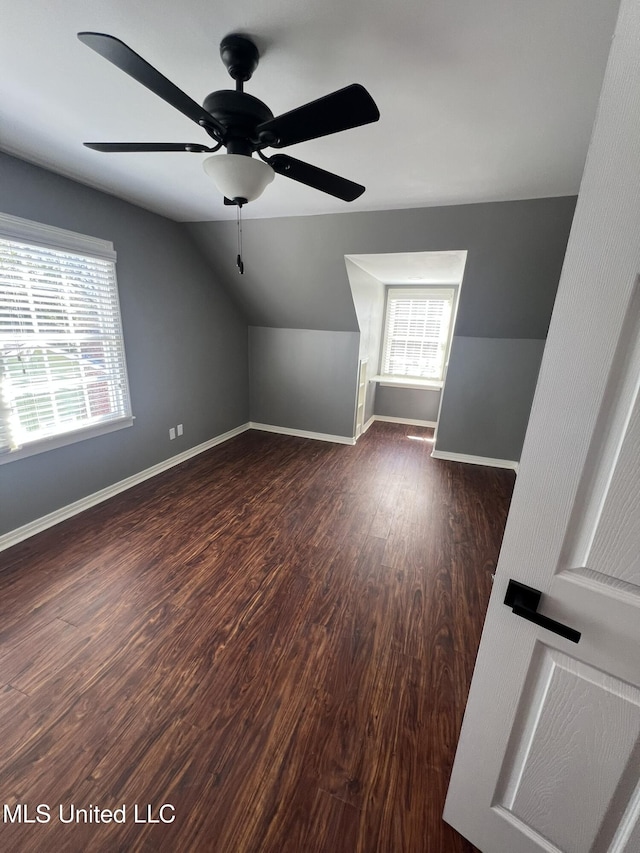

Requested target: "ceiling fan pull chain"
[{"left": 236, "top": 204, "right": 244, "bottom": 275}]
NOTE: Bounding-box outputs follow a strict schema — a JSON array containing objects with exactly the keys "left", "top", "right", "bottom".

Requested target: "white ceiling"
[
  {"left": 0, "top": 0, "right": 620, "bottom": 222},
  {"left": 347, "top": 251, "right": 467, "bottom": 284}
]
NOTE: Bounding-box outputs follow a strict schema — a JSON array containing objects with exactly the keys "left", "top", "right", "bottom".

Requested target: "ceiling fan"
[{"left": 77, "top": 32, "right": 380, "bottom": 207}]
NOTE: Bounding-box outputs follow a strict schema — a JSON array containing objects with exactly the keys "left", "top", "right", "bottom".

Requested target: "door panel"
[
  {"left": 585, "top": 390, "right": 640, "bottom": 586},
  {"left": 562, "top": 283, "right": 640, "bottom": 591},
  {"left": 494, "top": 645, "right": 640, "bottom": 853}
]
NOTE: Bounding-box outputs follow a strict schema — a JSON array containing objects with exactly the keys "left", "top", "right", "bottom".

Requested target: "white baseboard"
[
  {"left": 431, "top": 448, "right": 519, "bottom": 472},
  {"left": 0, "top": 423, "right": 251, "bottom": 553},
  {"left": 2, "top": 421, "right": 516, "bottom": 553},
  {"left": 249, "top": 422, "right": 356, "bottom": 446},
  {"left": 373, "top": 415, "right": 438, "bottom": 428},
  {"left": 361, "top": 415, "right": 376, "bottom": 435}
]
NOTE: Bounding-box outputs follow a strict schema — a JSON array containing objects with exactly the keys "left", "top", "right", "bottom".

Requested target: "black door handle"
[{"left": 504, "top": 580, "right": 581, "bottom": 643}]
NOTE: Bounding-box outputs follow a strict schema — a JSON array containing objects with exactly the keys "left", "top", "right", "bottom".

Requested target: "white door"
[{"left": 444, "top": 1, "right": 640, "bottom": 851}]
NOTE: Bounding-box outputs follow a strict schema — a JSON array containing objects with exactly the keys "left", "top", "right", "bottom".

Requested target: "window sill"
[
  {"left": 0, "top": 416, "right": 135, "bottom": 465},
  {"left": 372, "top": 375, "right": 443, "bottom": 391}
]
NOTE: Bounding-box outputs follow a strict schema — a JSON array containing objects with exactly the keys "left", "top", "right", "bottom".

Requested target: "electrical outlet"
[
  {"left": 177, "top": 424, "right": 183, "bottom": 436},
  {"left": 169, "top": 427, "right": 176, "bottom": 440}
]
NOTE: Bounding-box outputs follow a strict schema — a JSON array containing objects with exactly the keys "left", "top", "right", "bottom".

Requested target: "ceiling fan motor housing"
[
  {"left": 219, "top": 34, "right": 259, "bottom": 82},
  {"left": 202, "top": 90, "right": 273, "bottom": 155}
]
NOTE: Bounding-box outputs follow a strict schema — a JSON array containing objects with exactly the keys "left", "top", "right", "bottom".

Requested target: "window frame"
[
  {"left": 0, "top": 212, "right": 134, "bottom": 465},
  {"left": 379, "top": 285, "right": 458, "bottom": 385}
]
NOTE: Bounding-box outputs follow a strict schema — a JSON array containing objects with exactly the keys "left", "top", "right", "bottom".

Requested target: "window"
[
  {"left": 381, "top": 287, "right": 456, "bottom": 382},
  {"left": 0, "top": 213, "right": 133, "bottom": 463}
]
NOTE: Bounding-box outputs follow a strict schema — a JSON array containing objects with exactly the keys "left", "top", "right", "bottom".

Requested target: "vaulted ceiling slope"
[
  {"left": 185, "top": 197, "right": 577, "bottom": 332},
  {"left": 0, "top": 0, "right": 619, "bottom": 222}
]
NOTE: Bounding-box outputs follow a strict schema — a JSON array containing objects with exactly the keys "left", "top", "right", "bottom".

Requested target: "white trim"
[
  {"left": 249, "top": 422, "right": 356, "bottom": 446},
  {"left": 0, "top": 212, "right": 131, "bottom": 457},
  {"left": 0, "top": 416, "right": 135, "bottom": 465},
  {"left": 0, "top": 210, "right": 116, "bottom": 260},
  {"left": 372, "top": 375, "right": 443, "bottom": 391},
  {"left": 374, "top": 415, "right": 438, "bottom": 428},
  {"left": 431, "top": 448, "right": 519, "bottom": 472},
  {"left": 362, "top": 415, "right": 376, "bottom": 435},
  {"left": 0, "top": 423, "right": 250, "bottom": 552}
]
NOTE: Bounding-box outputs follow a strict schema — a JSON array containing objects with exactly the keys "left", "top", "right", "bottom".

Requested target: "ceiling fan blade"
[
  {"left": 84, "top": 142, "right": 218, "bottom": 152},
  {"left": 77, "top": 33, "right": 224, "bottom": 136},
  {"left": 269, "top": 154, "right": 365, "bottom": 201},
  {"left": 256, "top": 84, "right": 379, "bottom": 149}
]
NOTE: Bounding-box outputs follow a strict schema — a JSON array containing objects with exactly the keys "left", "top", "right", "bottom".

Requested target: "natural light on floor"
[{"left": 407, "top": 434, "right": 434, "bottom": 442}]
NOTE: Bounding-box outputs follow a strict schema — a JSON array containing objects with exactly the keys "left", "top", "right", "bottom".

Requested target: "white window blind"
[
  {"left": 0, "top": 214, "right": 132, "bottom": 460},
  {"left": 381, "top": 287, "right": 456, "bottom": 381}
]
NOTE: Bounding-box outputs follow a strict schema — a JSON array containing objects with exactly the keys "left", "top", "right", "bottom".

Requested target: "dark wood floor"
[{"left": 0, "top": 423, "right": 514, "bottom": 852}]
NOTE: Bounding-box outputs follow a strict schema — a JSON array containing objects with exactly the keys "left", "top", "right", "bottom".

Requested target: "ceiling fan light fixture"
[{"left": 203, "top": 153, "right": 274, "bottom": 203}]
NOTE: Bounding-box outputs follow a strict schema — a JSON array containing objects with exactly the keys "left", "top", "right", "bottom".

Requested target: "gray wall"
[
  {"left": 0, "top": 152, "right": 249, "bottom": 536},
  {"left": 187, "top": 217, "right": 359, "bottom": 331},
  {"left": 375, "top": 386, "right": 441, "bottom": 423},
  {"left": 435, "top": 338, "right": 546, "bottom": 460},
  {"left": 187, "top": 197, "right": 575, "bottom": 337},
  {"left": 249, "top": 327, "right": 360, "bottom": 437},
  {"left": 190, "top": 198, "right": 574, "bottom": 455}
]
